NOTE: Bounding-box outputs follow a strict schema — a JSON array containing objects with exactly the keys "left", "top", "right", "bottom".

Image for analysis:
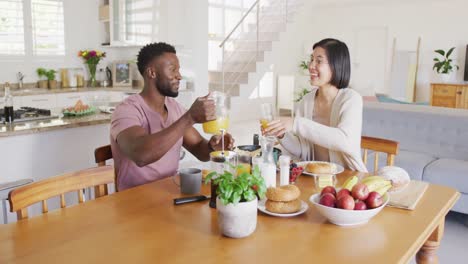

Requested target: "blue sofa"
[{"left": 362, "top": 101, "right": 468, "bottom": 214}]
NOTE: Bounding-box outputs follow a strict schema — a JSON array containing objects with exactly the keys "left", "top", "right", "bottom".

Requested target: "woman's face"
[{"left": 309, "top": 47, "right": 333, "bottom": 87}]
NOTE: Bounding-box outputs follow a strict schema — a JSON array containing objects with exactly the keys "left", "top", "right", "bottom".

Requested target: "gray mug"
[{"left": 174, "top": 168, "right": 202, "bottom": 194}]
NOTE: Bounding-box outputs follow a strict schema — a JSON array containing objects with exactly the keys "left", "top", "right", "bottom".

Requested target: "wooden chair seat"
[
  {"left": 361, "top": 136, "right": 399, "bottom": 174},
  {"left": 9, "top": 166, "right": 114, "bottom": 220}
]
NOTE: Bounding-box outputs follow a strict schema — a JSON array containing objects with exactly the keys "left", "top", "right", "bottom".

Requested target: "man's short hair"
[
  {"left": 313, "top": 38, "right": 351, "bottom": 89},
  {"left": 137, "top": 42, "right": 176, "bottom": 76}
]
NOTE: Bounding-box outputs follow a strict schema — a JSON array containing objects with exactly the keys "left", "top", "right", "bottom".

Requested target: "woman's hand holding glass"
[{"left": 261, "top": 119, "right": 286, "bottom": 139}]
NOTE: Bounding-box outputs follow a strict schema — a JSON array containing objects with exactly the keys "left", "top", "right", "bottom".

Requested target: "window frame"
[{"left": 0, "top": 0, "right": 66, "bottom": 61}]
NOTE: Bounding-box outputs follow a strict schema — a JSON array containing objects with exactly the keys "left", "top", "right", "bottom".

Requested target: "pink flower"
[{"left": 89, "top": 50, "right": 96, "bottom": 57}]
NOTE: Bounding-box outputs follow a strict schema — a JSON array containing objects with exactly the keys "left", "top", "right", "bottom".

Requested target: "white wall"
[{"left": 271, "top": 0, "right": 468, "bottom": 102}]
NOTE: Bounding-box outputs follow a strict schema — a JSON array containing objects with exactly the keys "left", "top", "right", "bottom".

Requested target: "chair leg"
[{"left": 2, "top": 200, "right": 8, "bottom": 224}]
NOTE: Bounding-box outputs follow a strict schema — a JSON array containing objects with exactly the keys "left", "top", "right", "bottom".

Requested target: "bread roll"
[
  {"left": 377, "top": 166, "right": 410, "bottom": 192},
  {"left": 265, "top": 199, "right": 302, "bottom": 214},
  {"left": 266, "top": 185, "right": 301, "bottom": 202},
  {"left": 306, "top": 162, "right": 337, "bottom": 174}
]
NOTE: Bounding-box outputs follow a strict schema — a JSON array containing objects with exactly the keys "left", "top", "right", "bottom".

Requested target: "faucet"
[{"left": 17, "top": 72, "right": 25, "bottom": 89}]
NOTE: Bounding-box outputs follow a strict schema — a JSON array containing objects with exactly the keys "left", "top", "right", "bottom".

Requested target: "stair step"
[
  {"left": 218, "top": 61, "right": 257, "bottom": 72},
  {"left": 209, "top": 83, "right": 240, "bottom": 97},
  {"left": 247, "top": 22, "right": 286, "bottom": 33},
  {"left": 230, "top": 40, "right": 272, "bottom": 52},
  {"left": 240, "top": 31, "right": 280, "bottom": 41},
  {"left": 224, "top": 50, "right": 264, "bottom": 63},
  {"left": 208, "top": 71, "right": 249, "bottom": 84}
]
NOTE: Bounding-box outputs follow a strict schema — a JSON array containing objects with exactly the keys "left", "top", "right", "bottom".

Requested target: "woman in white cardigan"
[{"left": 264, "top": 38, "right": 367, "bottom": 172}]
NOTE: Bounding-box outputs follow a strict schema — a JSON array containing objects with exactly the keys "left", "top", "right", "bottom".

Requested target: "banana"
[
  {"left": 361, "top": 176, "right": 385, "bottom": 184},
  {"left": 342, "top": 175, "right": 358, "bottom": 190},
  {"left": 364, "top": 178, "right": 392, "bottom": 192},
  {"left": 374, "top": 182, "right": 392, "bottom": 196}
]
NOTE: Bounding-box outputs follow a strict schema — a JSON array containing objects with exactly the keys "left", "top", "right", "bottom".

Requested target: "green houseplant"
[
  {"left": 205, "top": 165, "right": 266, "bottom": 238},
  {"left": 45, "top": 69, "right": 57, "bottom": 89},
  {"left": 36, "top": 68, "right": 48, "bottom": 89},
  {"left": 433, "top": 47, "right": 459, "bottom": 82}
]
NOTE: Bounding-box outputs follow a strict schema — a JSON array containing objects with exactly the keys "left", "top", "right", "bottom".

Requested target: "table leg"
[{"left": 416, "top": 218, "right": 445, "bottom": 264}]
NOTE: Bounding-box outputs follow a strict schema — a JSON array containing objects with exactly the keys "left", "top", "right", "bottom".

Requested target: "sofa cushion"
[
  {"left": 423, "top": 158, "right": 468, "bottom": 194},
  {"left": 364, "top": 150, "right": 436, "bottom": 181},
  {"left": 363, "top": 102, "right": 468, "bottom": 160}
]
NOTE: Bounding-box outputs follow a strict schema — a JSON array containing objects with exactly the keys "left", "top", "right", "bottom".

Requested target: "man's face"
[{"left": 150, "top": 53, "right": 181, "bottom": 97}]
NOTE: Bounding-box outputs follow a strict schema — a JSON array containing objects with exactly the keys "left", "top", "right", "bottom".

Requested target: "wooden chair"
[
  {"left": 361, "top": 136, "right": 399, "bottom": 174},
  {"left": 94, "top": 144, "right": 118, "bottom": 192},
  {"left": 8, "top": 166, "right": 114, "bottom": 220}
]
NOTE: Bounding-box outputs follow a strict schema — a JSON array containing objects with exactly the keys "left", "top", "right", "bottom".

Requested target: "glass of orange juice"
[
  {"left": 260, "top": 103, "right": 275, "bottom": 130},
  {"left": 203, "top": 91, "right": 229, "bottom": 135},
  {"left": 236, "top": 154, "right": 252, "bottom": 175}
]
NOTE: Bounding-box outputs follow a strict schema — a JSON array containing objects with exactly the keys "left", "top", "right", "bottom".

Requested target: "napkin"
[{"left": 387, "top": 180, "right": 428, "bottom": 210}]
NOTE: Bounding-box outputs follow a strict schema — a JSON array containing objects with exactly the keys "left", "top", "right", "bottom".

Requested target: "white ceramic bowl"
[{"left": 309, "top": 193, "right": 389, "bottom": 227}]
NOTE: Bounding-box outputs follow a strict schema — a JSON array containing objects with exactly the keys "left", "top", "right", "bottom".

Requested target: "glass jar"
[
  {"left": 260, "top": 136, "right": 277, "bottom": 188},
  {"left": 202, "top": 91, "right": 229, "bottom": 135},
  {"left": 209, "top": 150, "right": 238, "bottom": 208}
]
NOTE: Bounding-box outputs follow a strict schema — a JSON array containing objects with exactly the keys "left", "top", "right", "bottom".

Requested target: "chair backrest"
[
  {"left": 94, "top": 145, "right": 113, "bottom": 166},
  {"left": 361, "top": 136, "right": 399, "bottom": 174},
  {"left": 94, "top": 144, "right": 118, "bottom": 192},
  {"left": 9, "top": 166, "right": 115, "bottom": 220}
]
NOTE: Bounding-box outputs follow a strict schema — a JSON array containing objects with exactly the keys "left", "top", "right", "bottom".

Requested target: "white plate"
[
  {"left": 257, "top": 199, "right": 308, "bottom": 217},
  {"left": 99, "top": 106, "right": 115, "bottom": 114},
  {"left": 296, "top": 161, "right": 344, "bottom": 176}
]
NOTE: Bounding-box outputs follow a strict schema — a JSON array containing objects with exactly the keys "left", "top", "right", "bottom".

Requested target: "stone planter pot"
[
  {"left": 48, "top": 80, "right": 58, "bottom": 89},
  {"left": 37, "top": 80, "right": 48, "bottom": 89},
  {"left": 216, "top": 197, "right": 258, "bottom": 238}
]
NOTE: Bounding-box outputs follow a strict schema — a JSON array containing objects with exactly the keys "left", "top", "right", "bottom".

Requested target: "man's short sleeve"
[{"left": 110, "top": 102, "right": 143, "bottom": 141}]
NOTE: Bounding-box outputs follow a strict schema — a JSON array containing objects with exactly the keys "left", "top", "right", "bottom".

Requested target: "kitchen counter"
[
  {"left": 0, "top": 86, "right": 142, "bottom": 97},
  {"left": 0, "top": 112, "right": 111, "bottom": 137}
]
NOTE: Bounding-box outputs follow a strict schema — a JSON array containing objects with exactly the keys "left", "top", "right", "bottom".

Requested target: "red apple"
[
  {"left": 366, "top": 191, "right": 384, "bottom": 209},
  {"left": 351, "top": 183, "right": 370, "bottom": 201},
  {"left": 354, "top": 201, "right": 367, "bottom": 210},
  {"left": 336, "top": 195, "right": 355, "bottom": 210},
  {"left": 336, "top": 189, "right": 351, "bottom": 200},
  {"left": 319, "top": 193, "right": 336, "bottom": 207},
  {"left": 320, "top": 186, "right": 336, "bottom": 197}
]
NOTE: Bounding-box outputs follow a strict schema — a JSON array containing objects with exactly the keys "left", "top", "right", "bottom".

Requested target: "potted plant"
[
  {"left": 205, "top": 165, "right": 267, "bottom": 238},
  {"left": 433, "top": 47, "right": 459, "bottom": 82},
  {"left": 36, "top": 68, "right": 48, "bottom": 89},
  {"left": 45, "top": 69, "right": 57, "bottom": 89},
  {"left": 299, "top": 60, "right": 309, "bottom": 75}
]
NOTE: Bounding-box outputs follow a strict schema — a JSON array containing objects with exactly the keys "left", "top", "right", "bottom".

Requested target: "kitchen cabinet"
[
  {"left": 430, "top": 83, "right": 468, "bottom": 109},
  {"left": 56, "top": 93, "right": 86, "bottom": 108},
  {"left": 20, "top": 94, "right": 57, "bottom": 109}
]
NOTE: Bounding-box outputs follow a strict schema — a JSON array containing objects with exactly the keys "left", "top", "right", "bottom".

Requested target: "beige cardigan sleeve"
[{"left": 293, "top": 91, "right": 363, "bottom": 157}]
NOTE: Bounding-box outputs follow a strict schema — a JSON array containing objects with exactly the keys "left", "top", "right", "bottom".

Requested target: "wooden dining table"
[{"left": 0, "top": 170, "right": 460, "bottom": 264}]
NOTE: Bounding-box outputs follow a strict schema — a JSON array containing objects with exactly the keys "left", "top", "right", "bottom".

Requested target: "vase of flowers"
[{"left": 78, "top": 50, "right": 106, "bottom": 87}]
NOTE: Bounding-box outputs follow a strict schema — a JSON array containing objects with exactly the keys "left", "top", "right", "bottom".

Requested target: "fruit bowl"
[{"left": 309, "top": 192, "right": 389, "bottom": 227}]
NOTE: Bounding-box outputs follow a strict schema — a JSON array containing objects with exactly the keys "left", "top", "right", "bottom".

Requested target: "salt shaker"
[{"left": 279, "top": 155, "right": 291, "bottom": 186}]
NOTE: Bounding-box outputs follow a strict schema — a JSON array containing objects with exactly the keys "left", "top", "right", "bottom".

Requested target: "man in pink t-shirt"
[{"left": 111, "top": 42, "right": 234, "bottom": 191}]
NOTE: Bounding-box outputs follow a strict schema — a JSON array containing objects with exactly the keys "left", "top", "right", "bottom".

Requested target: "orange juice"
[
  {"left": 203, "top": 117, "right": 229, "bottom": 134},
  {"left": 260, "top": 119, "right": 269, "bottom": 129},
  {"left": 236, "top": 163, "right": 251, "bottom": 175}
]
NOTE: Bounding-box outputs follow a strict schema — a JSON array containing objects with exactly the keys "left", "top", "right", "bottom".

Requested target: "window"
[
  {"left": 113, "top": 0, "right": 159, "bottom": 45},
  {"left": 31, "top": 0, "right": 65, "bottom": 55},
  {"left": 0, "top": 0, "right": 25, "bottom": 55},
  {"left": 0, "top": 0, "right": 65, "bottom": 56}
]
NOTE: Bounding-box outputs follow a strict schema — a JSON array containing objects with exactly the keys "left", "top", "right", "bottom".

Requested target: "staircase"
[{"left": 208, "top": 0, "right": 304, "bottom": 97}]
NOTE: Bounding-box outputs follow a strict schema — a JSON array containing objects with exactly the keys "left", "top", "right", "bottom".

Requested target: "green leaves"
[
  {"left": 433, "top": 47, "right": 459, "bottom": 74},
  {"left": 204, "top": 164, "right": 267, "bottom": 206}
]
